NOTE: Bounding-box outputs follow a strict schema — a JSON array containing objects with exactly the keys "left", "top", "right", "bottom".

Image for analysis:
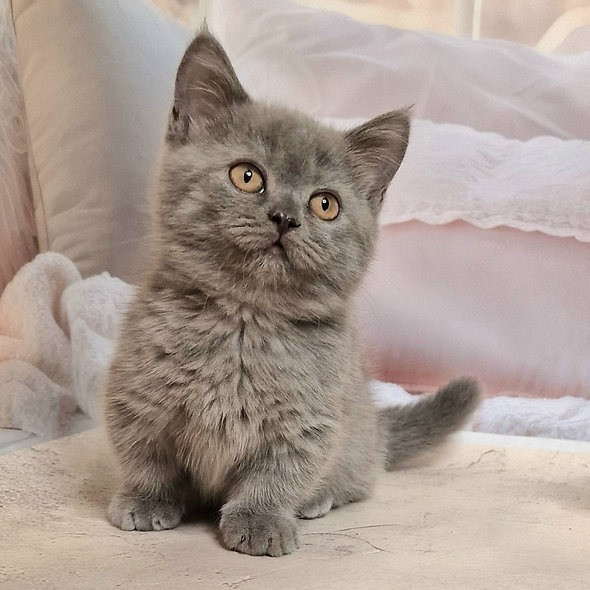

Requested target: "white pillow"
[
  {"left": 206, "top": 0, "right": 590, "bottom": 141},
  {"left": 11, "top": 0, "right": 192, "bottom": 281}
]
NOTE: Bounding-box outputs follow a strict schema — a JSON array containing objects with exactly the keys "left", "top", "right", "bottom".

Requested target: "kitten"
[{"left": 104, "top": 32, "right": 480, "bottom": 557}]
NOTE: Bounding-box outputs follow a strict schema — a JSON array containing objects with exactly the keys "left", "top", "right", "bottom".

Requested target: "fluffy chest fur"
[{"left": 116, "top": 287, "right": 345, "bottom": 498}]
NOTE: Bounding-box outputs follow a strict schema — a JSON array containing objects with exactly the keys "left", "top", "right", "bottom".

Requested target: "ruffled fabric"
[{"left": 326, "top": 118, "right": 590, "bottom": 242}]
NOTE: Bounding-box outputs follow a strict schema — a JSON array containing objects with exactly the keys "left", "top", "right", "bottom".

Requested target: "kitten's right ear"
[
  {"left": 168, "top": 31, "right": 249, "bottom": 143},
  {"left": 345, "top": 110, "right": 410, "bottom": 212}
]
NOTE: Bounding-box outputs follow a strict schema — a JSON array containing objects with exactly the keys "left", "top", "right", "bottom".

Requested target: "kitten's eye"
[
  {"left": 229, "top": 163, "right": 265, "bottom": 193},
  {"left": 309, "top": 192, "right": 340, "bottom": 221}
]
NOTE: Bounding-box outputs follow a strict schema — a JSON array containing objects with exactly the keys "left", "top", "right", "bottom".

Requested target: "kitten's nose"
[{"left": 268, "top": 210, "right": 300, "bottom": 238}]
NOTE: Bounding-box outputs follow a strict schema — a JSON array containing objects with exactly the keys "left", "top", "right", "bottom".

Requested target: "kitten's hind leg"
[{"left": 297, "top": 490, "right": 333, "bottom": 520}]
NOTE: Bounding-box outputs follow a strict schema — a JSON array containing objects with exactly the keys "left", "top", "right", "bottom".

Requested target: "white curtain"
[{"left": 0, "top": 0, "right": 37, "bottom": 294}]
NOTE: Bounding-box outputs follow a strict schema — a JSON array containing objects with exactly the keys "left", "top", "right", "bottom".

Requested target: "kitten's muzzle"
[{"left": 268, "top": 210, "right": 300, "bottom": 239}]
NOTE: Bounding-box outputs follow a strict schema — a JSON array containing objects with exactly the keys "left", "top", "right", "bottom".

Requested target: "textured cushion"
[{"left": 11, "top": 0, "right": 192, "bottom": 281}]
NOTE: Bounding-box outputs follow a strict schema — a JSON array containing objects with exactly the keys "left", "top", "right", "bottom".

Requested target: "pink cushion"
[{"left": 359, "top": 221, "right": 590, "bottom": 398}]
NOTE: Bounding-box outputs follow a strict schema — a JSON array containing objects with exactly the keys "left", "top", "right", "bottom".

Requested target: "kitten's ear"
[
  {"left": 344, "top": 111, "right": 410, "bottom": 211},
  {"left": 168, "top": 31, "right": 249, "bottom": 143}
]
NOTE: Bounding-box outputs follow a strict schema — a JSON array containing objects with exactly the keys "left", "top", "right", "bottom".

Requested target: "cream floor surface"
[{"left": 1, "top": 429, "right": 589, "bottom": 589}]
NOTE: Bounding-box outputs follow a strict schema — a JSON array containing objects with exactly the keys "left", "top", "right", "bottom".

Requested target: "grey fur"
[{"left": 104, "top": 32, "right": 480, "bottom": 557}]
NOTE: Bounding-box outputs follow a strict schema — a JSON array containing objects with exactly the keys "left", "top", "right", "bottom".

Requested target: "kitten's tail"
[{"left": 379, "top": 377, "right": 481, "bottom": 470}]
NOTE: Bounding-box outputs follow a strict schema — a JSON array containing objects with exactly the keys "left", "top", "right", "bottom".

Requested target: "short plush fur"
[{"left": 104, "top": 32, "right": 480, "bottom": 557}]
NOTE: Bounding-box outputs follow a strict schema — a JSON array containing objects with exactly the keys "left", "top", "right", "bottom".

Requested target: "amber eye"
[
  {"left": 309, "top": 192, "right": 340, "bottom": 221},
  {"left": 229, "top": 163, "right": 265, "bottom": 193}
]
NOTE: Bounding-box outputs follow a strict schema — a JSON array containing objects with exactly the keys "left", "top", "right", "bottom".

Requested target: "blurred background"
[{"left": 153, "top": 0, "right": 590, "bottom": 54}]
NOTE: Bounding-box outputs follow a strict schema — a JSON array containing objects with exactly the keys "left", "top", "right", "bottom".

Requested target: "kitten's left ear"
[
  {"left": 345, "top": 110, "right": 410, "bottom": 211},
  {"left": 168, "top": 31, "right": 250, "bottom": 143}
]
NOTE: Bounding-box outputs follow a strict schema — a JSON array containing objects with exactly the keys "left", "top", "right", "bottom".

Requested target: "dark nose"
[{"left": 268, "top": 210, "right": 300, "bottom": 239}]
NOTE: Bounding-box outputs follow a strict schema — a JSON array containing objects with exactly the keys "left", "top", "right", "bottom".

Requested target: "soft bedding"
[
  {"left": 5, "top": 0, "right": 589, "bottom": 441},
  {"left": 12, "top": 0, "right": 590, "bottom": 285},
  {"left": 1, "top": 253, "right": 589, "bottom": 442}
]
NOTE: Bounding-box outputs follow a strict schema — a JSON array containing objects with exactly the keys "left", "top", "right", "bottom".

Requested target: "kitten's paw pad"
[
  {"left": 297, "top": 493, "right": 333, "bottom": 520},
  {"left": 107, "top": 494, "right": 182, "bottom": 531},
  {"left": 220, "top": 509, "right": 299, "bottom": 556}
]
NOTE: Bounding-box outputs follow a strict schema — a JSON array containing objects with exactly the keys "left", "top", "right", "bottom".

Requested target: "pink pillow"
[{"left": 359, "top": 221, "right": 590, "bottom": 399}]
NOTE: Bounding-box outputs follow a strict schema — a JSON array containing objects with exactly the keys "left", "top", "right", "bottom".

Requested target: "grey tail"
[{"left": 379, "top": 377, "right": 481, "bottom": 470}]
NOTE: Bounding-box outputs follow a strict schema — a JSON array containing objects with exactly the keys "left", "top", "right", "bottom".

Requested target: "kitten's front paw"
[
  {"left": 220, "top": 508, "right": 299, "bottom": 556},
  {"left": 108, "top": 493, "right": 182, "bottom": 531}
]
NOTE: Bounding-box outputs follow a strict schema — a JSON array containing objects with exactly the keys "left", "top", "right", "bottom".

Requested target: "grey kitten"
[{"left": 104, "top": 32, "right": 480, "bottom": 557}]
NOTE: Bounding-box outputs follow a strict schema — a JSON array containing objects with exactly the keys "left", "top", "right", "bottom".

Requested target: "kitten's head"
[{"left": 156, "top": 32, "right": 409, "bottom": 316}]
